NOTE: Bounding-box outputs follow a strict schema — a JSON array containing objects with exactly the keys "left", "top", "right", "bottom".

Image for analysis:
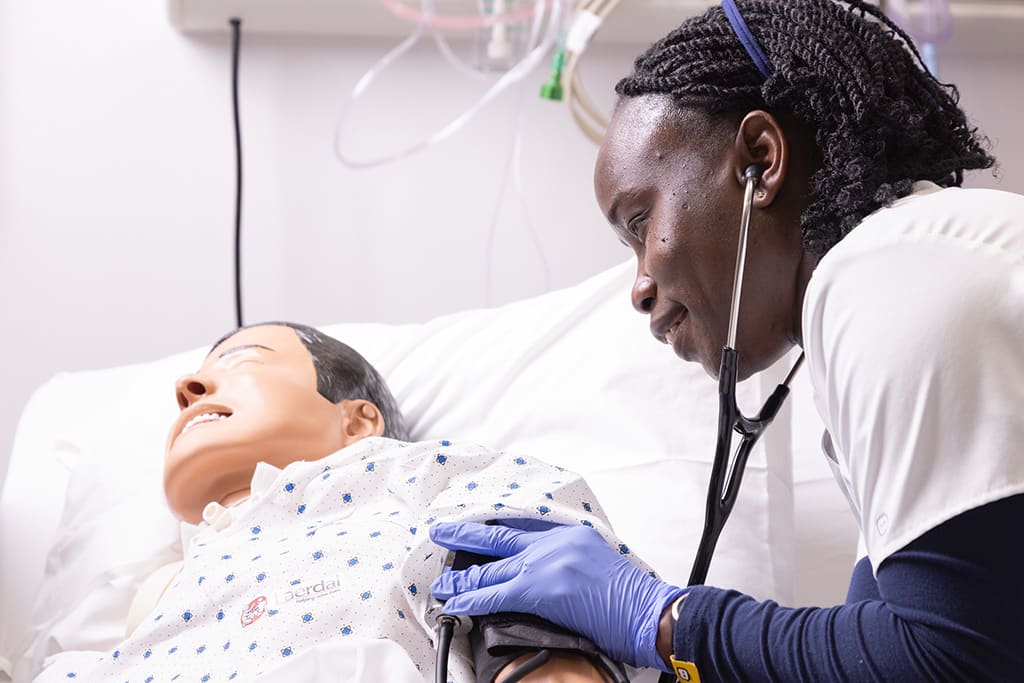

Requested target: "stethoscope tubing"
[{"left": 688, "top": 168, "right": 803, "bottom": 588}]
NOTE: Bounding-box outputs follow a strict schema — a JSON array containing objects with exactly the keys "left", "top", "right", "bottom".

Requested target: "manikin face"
[
  {"left": 164, "top": 325, "right": 379, "bottom": 524},
  {"left": 594, "top": 95, "right": 810, "bottom": 380}
]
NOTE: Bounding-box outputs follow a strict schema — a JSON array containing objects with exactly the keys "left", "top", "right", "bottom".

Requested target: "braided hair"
[{"left": 617, "top": 0, "right": 995, "bottom": 255}]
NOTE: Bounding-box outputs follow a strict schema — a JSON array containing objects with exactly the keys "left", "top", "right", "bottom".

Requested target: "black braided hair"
[{"left": 616, "top": 0, "right": 995, "bottom": 255}]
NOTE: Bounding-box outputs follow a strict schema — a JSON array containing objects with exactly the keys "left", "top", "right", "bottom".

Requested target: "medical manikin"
[{"left": 32, "top": 323, "right": 624, "bottom": 683}]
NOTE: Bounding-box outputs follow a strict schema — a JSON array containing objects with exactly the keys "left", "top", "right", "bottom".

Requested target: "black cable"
[
  {"left": 500, "top": 649, "right": 551, "bottom": 683},
  {"left": 435, "top": 619, "right": 456, "bottom": 683},
  {"left": 593, "top": 651, "right": 630, "bottom": 683},
  {"left": 229, "top": 17, "right": 244, "bottom": 328}
]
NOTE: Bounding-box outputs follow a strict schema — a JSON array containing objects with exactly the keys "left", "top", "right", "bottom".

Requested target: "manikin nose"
[
  {"left": 175, "top": 374, "right": 215, "bottom": 409},
  {"left": 631, "top": 273, "right": 656, "bottom": 314}
]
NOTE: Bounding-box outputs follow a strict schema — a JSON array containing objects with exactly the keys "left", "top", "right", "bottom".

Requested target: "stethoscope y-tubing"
[{"left": 688, "top": 166, "right": 804, "bottom": 587}]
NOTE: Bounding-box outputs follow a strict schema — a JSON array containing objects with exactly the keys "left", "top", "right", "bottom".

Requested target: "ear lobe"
[
  {"left": 338, "top": 399, "right": 386, "bottom": 445},
  {"left": 733, "top": 109, "right": 788, "bottom": 208}
]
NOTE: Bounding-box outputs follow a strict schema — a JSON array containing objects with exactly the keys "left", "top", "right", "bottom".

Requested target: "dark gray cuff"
[{"left": 470, "top": 612, "right": 617, "bottom": 683}]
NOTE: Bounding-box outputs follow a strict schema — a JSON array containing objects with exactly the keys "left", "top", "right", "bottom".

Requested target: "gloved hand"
[{"left": 429, "top": 521, "right": 684, "bottom": 670}]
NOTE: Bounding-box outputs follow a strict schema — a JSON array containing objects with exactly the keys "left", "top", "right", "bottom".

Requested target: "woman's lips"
[{"left": 663, "top": 312, "right": 687, "bottom": 346}]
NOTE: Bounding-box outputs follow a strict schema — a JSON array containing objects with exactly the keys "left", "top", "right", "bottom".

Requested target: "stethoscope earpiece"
[{"left": 743, "top": 164, "right": 764, "bottom": 183}]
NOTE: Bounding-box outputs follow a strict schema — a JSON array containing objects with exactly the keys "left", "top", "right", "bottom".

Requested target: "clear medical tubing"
[{"left": 334, "top": 0, "right": 564, "bottom": 168}]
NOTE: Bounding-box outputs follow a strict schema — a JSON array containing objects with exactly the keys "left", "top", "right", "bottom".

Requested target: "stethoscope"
[
  {"left": 687, "top": 164, "right": 805, "bottom": 587},
  {"left": 433, "top": 165, "right": 804, "bottom": 683},
  {"left": 654, "top": 165, "right": 805, "bottom": 683}
]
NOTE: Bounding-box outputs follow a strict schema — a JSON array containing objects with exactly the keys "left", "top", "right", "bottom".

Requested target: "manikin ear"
[
  {"left": 732, "top": 109, "right": 789, "bottom": 208},
  {"left": 337, "top": 399, "right": 386, "bottom": 445}
]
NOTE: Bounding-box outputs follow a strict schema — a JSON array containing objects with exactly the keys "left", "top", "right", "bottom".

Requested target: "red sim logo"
[{"left": 241, "top": 596, "right": 267, "bottom": 627}]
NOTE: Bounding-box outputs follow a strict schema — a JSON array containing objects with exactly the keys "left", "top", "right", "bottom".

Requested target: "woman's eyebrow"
[
  {"left": 605, "top": 189, "right": 645, "bottom": 226},
  {"left": 606, "top": 196, "right": 625, "bottom": 225},
  {"left": 217, "top": 344, "right": 275, "bottom": 359}
]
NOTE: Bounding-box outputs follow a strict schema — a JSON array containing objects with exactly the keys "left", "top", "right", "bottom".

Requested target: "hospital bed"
[{"left": 0, "top": 260, "right": 857, "bottom": 683}]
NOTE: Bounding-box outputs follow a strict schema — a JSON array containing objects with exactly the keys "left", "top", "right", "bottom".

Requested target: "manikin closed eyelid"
[
  {"left": 217, "top": 343, "right": 274, "bottom": 359},
  {"left": 203, "top": 350, "right": 265, "bottom": 374}
]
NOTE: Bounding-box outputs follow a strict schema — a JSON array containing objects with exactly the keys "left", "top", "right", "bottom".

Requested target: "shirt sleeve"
[
  {"left": 672, "top": 494, "right": 1024, "bottom": 682},
  {"left": 802, "top": 229, "right": 1024, "bottom": 568}
]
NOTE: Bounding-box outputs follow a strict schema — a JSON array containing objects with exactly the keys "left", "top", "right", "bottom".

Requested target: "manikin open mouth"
[{"left": 181, "top": 411, "right": 232, "bottom": 436}]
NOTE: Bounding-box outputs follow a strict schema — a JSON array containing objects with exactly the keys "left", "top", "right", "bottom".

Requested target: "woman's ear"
[
  {"left": 338, "top": 399, "right": 386, "bottom": 445},
  {"left": 733, "top": 109, "right": 789, "bottom": 208}
]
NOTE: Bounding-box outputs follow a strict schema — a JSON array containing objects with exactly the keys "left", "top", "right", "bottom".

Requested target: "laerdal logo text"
[{"left": 279, "top": 576, "right": 342, "bottom": 603}]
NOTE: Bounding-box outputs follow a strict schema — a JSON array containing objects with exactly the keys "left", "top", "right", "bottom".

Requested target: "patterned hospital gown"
[{"left": 46, "top": 438, "right": 632, "bottom": 683}]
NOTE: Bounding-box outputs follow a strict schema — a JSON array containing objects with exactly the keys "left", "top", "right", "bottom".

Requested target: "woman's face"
[{"left": 594, "top": 95, "right": 812, "bottom": 380}]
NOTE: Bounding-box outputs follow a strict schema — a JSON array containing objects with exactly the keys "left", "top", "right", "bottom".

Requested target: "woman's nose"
[
  {"left": 631, "top": 272, "right": 656, "bottom": 314},
  {"left": 175, "top": 373, "right": 216, "bottom": 409}
]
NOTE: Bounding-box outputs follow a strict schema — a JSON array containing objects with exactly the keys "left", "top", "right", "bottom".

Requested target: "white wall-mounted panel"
[
  {"left": 167, "top": 0, "right": 1024, "bottom": 56},
  {"left": 166, "top": 0, "right": 715, "bottom": 45}
]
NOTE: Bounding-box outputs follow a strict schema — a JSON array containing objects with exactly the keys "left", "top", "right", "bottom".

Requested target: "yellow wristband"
[{"left": 669, "top": 657, "right": 702, "bottom": 683}]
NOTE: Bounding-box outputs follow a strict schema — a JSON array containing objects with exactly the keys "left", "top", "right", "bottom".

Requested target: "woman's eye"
[{"left": 627, "top": 215, "right": 648, "bottom": 240}]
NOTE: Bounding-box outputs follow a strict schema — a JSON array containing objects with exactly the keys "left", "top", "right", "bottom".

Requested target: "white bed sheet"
[{"left": 0, "top": 260, "right": 856, "bottom": 683}]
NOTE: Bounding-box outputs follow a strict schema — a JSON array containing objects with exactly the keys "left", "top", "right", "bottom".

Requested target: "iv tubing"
[{"left": 335, "top": 0, "right": 563, "bottom": 168}]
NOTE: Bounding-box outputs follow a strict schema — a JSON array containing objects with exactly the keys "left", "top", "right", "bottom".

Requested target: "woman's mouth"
[{"left": 663, "top": 311, "right": 688, "bottom": 347}]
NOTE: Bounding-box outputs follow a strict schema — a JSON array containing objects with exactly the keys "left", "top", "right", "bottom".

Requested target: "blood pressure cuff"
[{"left": 470, "top": 611, "right": 626, "bottom": 683}]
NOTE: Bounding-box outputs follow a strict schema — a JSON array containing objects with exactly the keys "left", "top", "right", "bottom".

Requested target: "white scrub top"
[{"left": 802, "top": 181, "right": 1024, "bottom": 571}]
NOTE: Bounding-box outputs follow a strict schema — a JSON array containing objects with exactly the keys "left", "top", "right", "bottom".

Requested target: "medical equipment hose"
[
  {"left": 229, "top": 17, "right": 244, "bottom": 328},
  {"left": 435, "top": 616, "right": 457, "bottom": 683}
]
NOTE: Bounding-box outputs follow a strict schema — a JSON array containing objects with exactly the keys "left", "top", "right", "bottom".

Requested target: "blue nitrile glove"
[{"left": 429, "top": 521, "right": 683, "bottom": 670}]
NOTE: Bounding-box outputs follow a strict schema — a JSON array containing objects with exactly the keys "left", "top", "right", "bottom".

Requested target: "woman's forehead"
[
  {"left": 605, "top": 96, "right": 679, "bottom": 161},
  {"left": 596, "top": 96, "right": 726, "bottom": 200}
]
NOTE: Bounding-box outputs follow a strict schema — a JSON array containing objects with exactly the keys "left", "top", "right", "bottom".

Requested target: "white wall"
[
  {"left": 1, "top": 1, "right": 1022, "bottom": 513},
  {"left": 0, "top": 1, "right": 635, "bottom": 492}
]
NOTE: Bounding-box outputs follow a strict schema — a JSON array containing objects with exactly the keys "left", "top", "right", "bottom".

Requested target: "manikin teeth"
[{"left": 182, "top": 412, "right": 228, "bottom": 435}]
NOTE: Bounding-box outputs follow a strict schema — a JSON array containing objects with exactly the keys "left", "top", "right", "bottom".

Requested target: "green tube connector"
[{"left": 540, "top": 49, "right": 566, "bottom": 101}]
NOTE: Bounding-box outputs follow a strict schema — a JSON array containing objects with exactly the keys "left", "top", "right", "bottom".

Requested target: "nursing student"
[{"left": 430, "top": 0, "right": 1024, "bottom": 680}]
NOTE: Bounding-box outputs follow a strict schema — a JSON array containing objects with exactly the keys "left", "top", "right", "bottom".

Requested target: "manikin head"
[{"left": 164, "top": 323, "right": 409, "bottom": 524}]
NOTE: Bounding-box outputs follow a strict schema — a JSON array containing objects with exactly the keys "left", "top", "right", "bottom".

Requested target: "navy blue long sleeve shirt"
[{"left": 672, "top": 494, "right": 1024, "bottom": 681}]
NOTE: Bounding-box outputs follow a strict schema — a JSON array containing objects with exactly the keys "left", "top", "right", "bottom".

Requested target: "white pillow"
[{"left": 0, "top": 260, "right": 797, "bottom": 683}]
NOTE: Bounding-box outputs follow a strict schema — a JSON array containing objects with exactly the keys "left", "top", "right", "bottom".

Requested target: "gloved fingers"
[
  {"left": 429, "top": 521, "right": 538, "bottom": 557},
  {"left": 496, "top": 518, "right": 564, "bottom": 532},
  {"left": 433, "top": 580, "right": 527, "bottom": 617},
  {"left": 430, "top": 555, "right": 521, "bottom": 600}
]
